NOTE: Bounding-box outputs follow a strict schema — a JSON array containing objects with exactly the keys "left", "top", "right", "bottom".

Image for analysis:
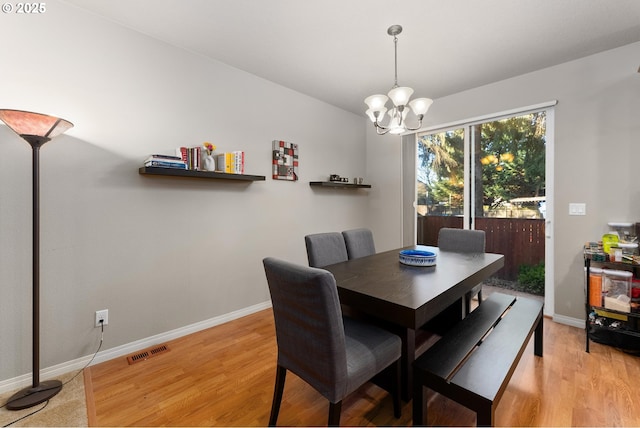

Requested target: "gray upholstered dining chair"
[
  {"left": 262, "top": 257, "right": 402, "bottom": 426},
  {"left": 437, "top": 227, "right": 486, "bottom": 315},
  {"left": 342, "top": 228, "right": 376, "bottom": 260},
  {"left": 304, "top": 232, "right": 349, "bottom": 267}
]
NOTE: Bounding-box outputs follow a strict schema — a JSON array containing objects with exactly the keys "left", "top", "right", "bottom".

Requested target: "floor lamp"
[{"left": 0, "top": 109, "right": 74, "bottom": 410}]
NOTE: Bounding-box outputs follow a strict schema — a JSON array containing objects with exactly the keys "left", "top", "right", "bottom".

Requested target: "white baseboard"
[
  {"left": 552, "top": 313, "right": 585, "bottom": 329},
  {"left": 0, "top": 301, "right": 272, "bottom": 395}
]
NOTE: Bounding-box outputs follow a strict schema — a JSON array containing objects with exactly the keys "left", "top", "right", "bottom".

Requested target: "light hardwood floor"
[{"left": 85, "top": 308, "right": 640, "bottom": 426}]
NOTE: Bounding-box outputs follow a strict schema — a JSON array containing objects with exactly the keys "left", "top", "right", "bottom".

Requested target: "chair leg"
[
  {"left": 269, "top": 365, "right": 287, "bottom": 426},
  {"left": 328, "top": 401, "right": 342, "bottom": 426},
  {"left": 391, "top": 359, "right": 401, "bottom": 419},
  {"left": 465, "top": 288, "right": 483, "bottom": 316}
]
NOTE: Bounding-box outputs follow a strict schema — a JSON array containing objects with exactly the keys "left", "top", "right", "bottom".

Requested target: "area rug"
[{"left": 0, "top": 371, "right": 87, "bottom": 427}]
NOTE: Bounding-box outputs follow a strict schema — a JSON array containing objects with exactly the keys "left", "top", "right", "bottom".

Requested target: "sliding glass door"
[{"left": 416, "top": 110, "right": 548, "bottom": 288}]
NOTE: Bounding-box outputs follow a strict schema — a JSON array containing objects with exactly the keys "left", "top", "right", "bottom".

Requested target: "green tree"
[
  {"left": 479, "top": 113, "right": 546, "bottom": 209},
  {"left": 417, "top": 129, "right": 464, "bottom": 214},
  {"left": 417, "top": 112, "right": 545, "bottom": 215}
]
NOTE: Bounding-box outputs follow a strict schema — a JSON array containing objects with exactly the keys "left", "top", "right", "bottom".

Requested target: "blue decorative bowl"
[{"left": 399, "top": 249, "right": 437, "bottom": 267}]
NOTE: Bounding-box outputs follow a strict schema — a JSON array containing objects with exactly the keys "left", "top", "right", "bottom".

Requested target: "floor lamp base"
[{"left": 5, "top": 380, "right": 63, "bottom": 410}]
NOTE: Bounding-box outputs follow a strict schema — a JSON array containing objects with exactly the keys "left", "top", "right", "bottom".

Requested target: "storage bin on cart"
[
  {"left": 608, "top": 222, "right": 637, "bottom": 243},
  {"left": 585, "top": 266, "right": 603, "bottom": 307},
  {"left": 602, "top": 269, "right": 632, "bottom": 312}
]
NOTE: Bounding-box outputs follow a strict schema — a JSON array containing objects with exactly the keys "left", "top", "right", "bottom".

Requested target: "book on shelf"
[
  {"left": 144, "top": 159, "right": 187, "bottom": 169},
  {"left": 233, "top": 151, "right": 245, "bottom": 174},
  {"left": 144, "top": 153, "right": 186, "bottom": 169},
  {"left": 216, "top": 151, "right": 245, "bottom": 174},
  {"left": 146, "top": 154, "right": 183, "bottom": 162},
  {"left": 177, "top": 146, "right": 202, "bottom": 170},
  {"left": 216, "top": 153, "right": 233, "bottom": 173}
]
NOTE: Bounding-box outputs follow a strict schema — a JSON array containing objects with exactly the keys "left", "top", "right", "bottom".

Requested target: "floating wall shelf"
[
  {"left": 139, "top": 166, "right": 265, "bottom": 181},
  {"left": 309, "top": 181, "right": 371, "bottom": 189}
]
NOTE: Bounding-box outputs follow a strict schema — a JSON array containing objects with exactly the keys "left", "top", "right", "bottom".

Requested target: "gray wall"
[
  {"left": 367, "top": 41, "right": 640, "bottom": 323},
  {"left": 0, "top": 1, "right": 370, "bottom": 385}
]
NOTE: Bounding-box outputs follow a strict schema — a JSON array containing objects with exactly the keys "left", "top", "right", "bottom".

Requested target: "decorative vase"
[{"left": 204, "top": 154, "right": 216, "bottom": 171}]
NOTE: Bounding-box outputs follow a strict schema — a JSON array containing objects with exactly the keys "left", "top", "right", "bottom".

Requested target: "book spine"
[
  {"left": 177, "top": 147, "right": 188, "bottom": 163},
  {"left": 233, "top": 151, "right": 245, "bottom": 174},
  {"left": 216, "top": 154, "right": 222, "bottom": 172},
  {"left": 217, "top": 153, "right": 230, "bottom": 173},
  {"left": 184, "top": 146, "right": 203, "bottom": 170},
  {"left": 145, "top": 160, "right": 187, "bottom": 169},
  {"left": 148, "top": 154, "right": 182, "bottom": 161}
]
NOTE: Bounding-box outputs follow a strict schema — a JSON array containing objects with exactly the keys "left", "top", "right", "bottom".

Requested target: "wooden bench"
[{"left": 412, "top": 292, "right": 543, "bottom": 426}]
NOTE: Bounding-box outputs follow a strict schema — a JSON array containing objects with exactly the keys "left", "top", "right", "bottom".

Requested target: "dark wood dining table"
[{"left": 323, "top": 245, "right": 505, "bottom": 400}]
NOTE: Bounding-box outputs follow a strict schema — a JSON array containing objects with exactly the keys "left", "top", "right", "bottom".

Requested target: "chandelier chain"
[{"left": 393, "top": 35, "right": 399, "bottom": 89}]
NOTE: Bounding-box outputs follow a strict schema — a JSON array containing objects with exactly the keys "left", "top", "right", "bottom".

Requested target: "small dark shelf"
[
  {"left": 590, "top": 324, "right": 640, "bottom": 339},
  {"left": 589, "top": 324, "right": 640, "bottom": 352},
  {"left": 309, "top": 181, "right": 371, "bottom": 189},
  {"left": 584, "top": 252, "right": 638, "bottom": 266},
  {"left": 139, "top": 166, "right": 265, "bottom": 181}
]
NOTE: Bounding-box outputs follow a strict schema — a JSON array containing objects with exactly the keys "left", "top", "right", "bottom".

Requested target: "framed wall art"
[{"left": 272, "top": 140, "right": 298, "bottom": 181}]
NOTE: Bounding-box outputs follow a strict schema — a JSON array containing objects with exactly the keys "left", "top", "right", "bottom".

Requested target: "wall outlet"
[{"left": 95, "top": 309, "right": 109, "bottom": 327}]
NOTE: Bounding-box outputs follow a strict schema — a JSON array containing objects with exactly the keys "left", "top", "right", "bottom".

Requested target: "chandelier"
[{"left": 364, "top": 25, "right": 433, "bottom": 135}]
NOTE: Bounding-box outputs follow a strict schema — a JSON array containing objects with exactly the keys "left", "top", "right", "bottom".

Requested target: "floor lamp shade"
[
  {"left": 0, "top": 109, "right": 73, "bottom": 410},
  {"left": 0, "top": 109, "right": 73, "bottom": 144}
]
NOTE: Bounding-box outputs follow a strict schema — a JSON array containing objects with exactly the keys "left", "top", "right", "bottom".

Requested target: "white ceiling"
[{"left": 62, "top": 0, "right": 640, "bottom": 116}]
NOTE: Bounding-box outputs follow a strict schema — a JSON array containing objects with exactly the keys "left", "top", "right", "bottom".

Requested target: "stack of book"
[
  {"left": 177, "top": 146, "right": 202, "bottom": 170},
  {"left": 216, "top": 151, "right": 245, "bottom": 174},
  {"left": 144, "top": 154, "right": 187, "bottom": 169}
]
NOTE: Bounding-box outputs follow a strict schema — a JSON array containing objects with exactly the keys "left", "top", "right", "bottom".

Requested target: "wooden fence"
[{"left": 417, "top": 215, "right": 545, "bottom": 281}]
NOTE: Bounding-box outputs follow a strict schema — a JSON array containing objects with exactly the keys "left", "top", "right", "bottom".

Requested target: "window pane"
[
  {"left": 417, "top": 129, "right": 465, "bottom": 217},
  {"left": 474, "top": 112, "right": 546, "bottom": 219}
]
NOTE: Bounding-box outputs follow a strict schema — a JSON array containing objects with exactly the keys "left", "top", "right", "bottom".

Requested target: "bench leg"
[
  {"left": 534, "top": 315, "right": 543, "bottom": 357},
  {"left": 476, "top": 405, "right": 494, "bottom": 427},
  {"left": 412, "top": 382, "right": 424, "bottom": 426}
]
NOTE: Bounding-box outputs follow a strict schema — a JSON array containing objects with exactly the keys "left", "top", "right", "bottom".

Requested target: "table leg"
[
  {"left": 400, "top": 328, "right": 416, "bottom": 401},
  {"left": 400, "top": 299, "right": 464, "bottom": 401}
]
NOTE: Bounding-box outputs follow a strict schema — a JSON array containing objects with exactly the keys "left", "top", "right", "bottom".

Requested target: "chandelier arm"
[
  {"left": 375, "top": 123, "right": 392, "bottom": 135},
  {"left": 404, "top": 116, "right": 424, "bottom": 132},
  {"left": 371, "top": 116, "right": 393, "bottom": 135},
  {"left": 396, "top": 105, "right": 405, "bottom": 128}
]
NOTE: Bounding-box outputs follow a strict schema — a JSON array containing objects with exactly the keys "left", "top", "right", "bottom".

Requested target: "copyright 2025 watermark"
[{"left": 2, "top": 2, "right": 47, "bottom": 13}]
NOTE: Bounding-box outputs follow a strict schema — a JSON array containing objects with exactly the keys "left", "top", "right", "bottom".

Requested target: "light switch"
[{"left": 569, "top": 203, "right": 586, "bottom": 216}]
